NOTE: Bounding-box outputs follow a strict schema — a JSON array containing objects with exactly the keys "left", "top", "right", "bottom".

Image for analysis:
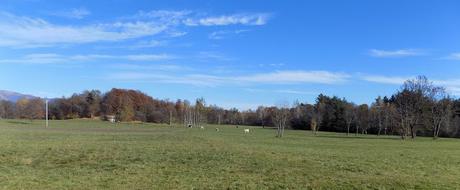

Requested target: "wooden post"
[{"left": 45, "top": 99, "right": 48, "bottom": 128}]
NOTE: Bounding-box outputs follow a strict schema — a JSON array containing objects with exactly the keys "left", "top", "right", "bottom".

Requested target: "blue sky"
[{"left": 1, "top": 0, "right": 460, "bottom": 109}]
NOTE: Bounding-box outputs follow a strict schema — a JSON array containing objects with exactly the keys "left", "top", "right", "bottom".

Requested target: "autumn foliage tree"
[{"left": 3, "top": 76, "right": 460, "bottom": 139}]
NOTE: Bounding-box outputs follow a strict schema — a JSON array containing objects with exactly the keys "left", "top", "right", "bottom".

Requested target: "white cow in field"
[
  {"left": 244, "top": 129, "right": 250, "bottom": 134},
  {"left": 200, "top": 126, "right": 204, "bottom": 129},
  {"left": 215, "top": 128, "right": 220, "bottom": 132}
]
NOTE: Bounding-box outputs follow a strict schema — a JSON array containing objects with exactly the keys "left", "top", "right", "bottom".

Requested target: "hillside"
[{"left": 0, "top": 90, "right": 36, "bottom": 102}]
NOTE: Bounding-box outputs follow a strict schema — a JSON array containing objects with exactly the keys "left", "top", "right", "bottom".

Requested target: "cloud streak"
[
  {"left": 51, "top": 8, "right": 91, "bottom": 19},
  {"left": 246, "top": 88, "right": 316, "bottom": 95},
  {"left": 0, "top": 10, "right": 271, "bottom": 48},
  {"left": 209, "top": 29, "right": 250, "bottom": 40},
  {"left": 184, "top": 13, "right": 270, "bottom": 26},
  {"left": 0, "top": 53, "right": 174, "bottom": 64},
  {"left": 197, "top": 51, "right": 233, "bottom": 62},
  {"left": 361, "top": 74, "right": 460, "bottom": 96},
  {"left": 361, "top": 75, "right": 412, "bottom": 85},
  {"left": 108, "top": 70, "right": 350, "bottom": 86},
  {"left": 0, "top": 12, "right": 168, "bottom": 48},
  {"left": 237, "top": 71, "right": 350, "bottom": 84},
  {"left": 444, "top": 52, "right": 460, "bottom": 60},
  {"left": 369, "top": 49, "right": 424, "bottom": 58}
]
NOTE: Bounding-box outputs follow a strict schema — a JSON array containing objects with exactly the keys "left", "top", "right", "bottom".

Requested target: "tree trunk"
[
  {"left": 281, "top": 124, "right": 285, "bottom": 138},
  {"left": 410, "top": 125, "right": 416, "bottom": 139},
  {"left": 401, "top": 125, "right": 407, "bottom": 140},
  {"left": 347, "top": 124, "right": 350, "bottom": 136},
  {"left": 434, "top": 123, "right": 442, "bottom": 140},
  {"left": 169, "top": 110, "right": 172, "bottom": 125},
  {"left": 276, "top": 124, "right": 281, "bottom": 137}
]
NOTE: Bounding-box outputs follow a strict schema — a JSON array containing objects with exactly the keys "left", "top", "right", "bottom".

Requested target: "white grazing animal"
[
  {"left": 200, "top": 126, "right": 204, "bottom": 129},
  {"left": 244, "top": 129, "right": 250, "bottom": 134},
  {"left": 215, "top": 128, "right": 220, "bottom": 132}
]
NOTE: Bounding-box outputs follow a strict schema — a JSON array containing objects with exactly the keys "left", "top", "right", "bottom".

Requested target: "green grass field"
[{"left": 0, "top": 119, "right": 459, "bottom": 189}]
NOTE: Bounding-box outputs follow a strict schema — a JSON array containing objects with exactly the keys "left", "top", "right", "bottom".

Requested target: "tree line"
[{"left": 1, "top": 76, "right": 459, "bottom": 139}]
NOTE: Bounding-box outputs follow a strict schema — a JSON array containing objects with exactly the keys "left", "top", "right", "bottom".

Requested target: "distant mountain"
[{"left": 0, "top": 90, "right": 37, "bottom": 102}]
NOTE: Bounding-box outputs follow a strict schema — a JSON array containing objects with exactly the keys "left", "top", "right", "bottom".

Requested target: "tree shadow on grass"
[
  {"left": 7, "top": 120, "right": 31, "bottom": 125},
  {"left": 316, "top": 134, "right": 402, "bottom": 141}
]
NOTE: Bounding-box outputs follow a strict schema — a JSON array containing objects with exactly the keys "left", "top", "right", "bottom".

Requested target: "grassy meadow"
[{"left": 0, "top": 119, "right": 459, "bottom": 189}]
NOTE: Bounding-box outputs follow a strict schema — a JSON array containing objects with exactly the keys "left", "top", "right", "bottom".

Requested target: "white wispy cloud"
[
  {"left": 167, "top": 31, "right": 188, "bottom": 37},
  {"left": 122, "top": 54, "right": 173, "bottom": 61},
  {"left": 432, "top": 79, "right": 460, "bottom": 96},
  {"left": 258, "top": 63, "right": 285, "bottom": 68},
  {"left": 111, "top": 63, "right": 189, "bottom": 72},
  {"left": 0, "top": 10, "right": 271, "bottom": 48},
  {"left": 275, "top": 89, "right": 316, "bottom": 95},
  {"left": 361, "top": 74, "right": 460, "bottom": 96},
  {"left": 209, "top": 29, "right": 250, "bottom": 40},
  {"left": 184, "top": 13, "right": 270, "bottom": 26},
  {"left": 51, "top": 8, "right": 91, "bottom": 19},
  {"left": 432, "top": 79, "right": 460, "bottom": 87},
  {"left": 369, "top": 49, "right": 424, "bottom": 58},
  {"left": 237, "top": 71, "right": 350, "bottom": 84},
  {"left": 105, "top": 68, "right": 460, "bottom": 97},
  {"left": 0, "top": 53, "right": 173, "bottom": 64},
  {"left": 197, "top": 51, "right": 233, "bottom": 62},
  {"left": 132, "top": 10, "right": 192, "bottom": 22},
  {"left": 108, "top": 70, "right": 350, "bottom": 86},
  {"left": 444, "top": 52, "right": 460, "bottom": 60},
  {"left": 245, "top": 88, "right": 315, "bottom": 95},
  {"left": 136, "top": 10, "right": 271, "bottom": 27},
  {"left": 361, "top": 75, "right": 412, "bottom": 85},
  {"left": 0, "top": 54, "right": 65, "bottom": 64},
  {"left": 0, "top": 12, "right": 168, "bottom": 47},
  {"left": 135, "top": 10, "right": 271, "bottom": 26},
  {"left": 129, "top": 40, "right": 167, "bottom": 48},
  {"left": 108, "top": 72, "right": 223, "bottom": 86},
  {"left": 444, "top": 86, "right": 460, "bottom": 96}
]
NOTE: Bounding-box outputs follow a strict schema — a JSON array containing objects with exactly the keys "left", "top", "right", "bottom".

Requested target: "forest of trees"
[{"left": 1, "top": 76, "right": 460, "bottom": 139}]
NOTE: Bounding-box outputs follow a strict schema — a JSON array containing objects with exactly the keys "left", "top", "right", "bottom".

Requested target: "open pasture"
[{"left": 0, "top": 119, "right": 459, "bottom": 189}]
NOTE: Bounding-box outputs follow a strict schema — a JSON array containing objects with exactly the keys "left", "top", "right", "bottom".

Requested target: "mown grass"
[{"left": 0, "top": 119, "right": 459, "bottom": 189}]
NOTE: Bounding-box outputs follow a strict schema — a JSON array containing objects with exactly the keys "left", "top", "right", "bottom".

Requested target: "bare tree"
[
  {"left": 273, "top": 102, "right": 290, "bottom": 138},
  {"left": 428, "top": 87, "right": 452, "bottom": 139},
  {"left": 0, "top": 100, "right": 15, "bottom": 119},
  {"left": 167, "top": 103, "right": 175, "bottom": 125},
  {"left": 381, "top": 99, "right": 397, "bottom": 136},
  {"left": 183, "top": 100, "right": 193, "bottom": 127},
  {"left": 195, "top": 98, "right": 207, "bottom": 126},
  {"left": 357, "top": 104, "right": 369, "bottom": 135},
  {"left": 394, "top": 76, "right": 432, "bottom": 139},
  {"left": 240, "top": 111, "right": 246, "bottom": 125},
  {"left": 257, "top": 106, "right": 267, "bottom": 128},
  {"left": 313, "top": 95, "right": 326, "bottom": 135},
  {"left": 371, "top": 97, "right": 385, "bottom": 136},
  {"left": 0, "top": 101, "right": 4, "bottom": 119},
  {"left": 344, "top": 103, "right": 357, "bottom": 136},
  {"left": 216, "top": 107, "right": 224, "bottom": 125},
  {"left": 310, "top": 119, "right": 317, "bottom": 134}
]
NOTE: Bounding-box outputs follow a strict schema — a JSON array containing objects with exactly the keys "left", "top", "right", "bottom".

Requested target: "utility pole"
[
  {"left": 45, "top": 98, "right": 48, "bottom": 128},
  {"left": 169, "top": 110, "right": 172, "bottom": 126}
]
